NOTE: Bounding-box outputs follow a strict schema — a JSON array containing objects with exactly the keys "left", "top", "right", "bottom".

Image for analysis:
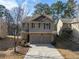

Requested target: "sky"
[{"left": 0, "top": 0, "right": 79, "bottom": 16}]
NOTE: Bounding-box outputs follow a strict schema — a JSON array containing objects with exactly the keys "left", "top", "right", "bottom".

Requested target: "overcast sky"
[{"left": 0, "top": 0, "right": 79, "bottom": 16}]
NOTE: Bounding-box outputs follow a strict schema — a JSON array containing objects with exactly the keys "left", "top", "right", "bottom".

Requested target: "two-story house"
[{"left": 22, "top": 15, "right": 56, "bottom": 44}]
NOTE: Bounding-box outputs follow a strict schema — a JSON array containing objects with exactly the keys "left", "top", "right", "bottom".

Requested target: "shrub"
[
  {"left": 59, "top": 28, "right": 72, "bottom": 40},
  {"left": 51, "top": 34, "right": 59, "bottom": 45}
]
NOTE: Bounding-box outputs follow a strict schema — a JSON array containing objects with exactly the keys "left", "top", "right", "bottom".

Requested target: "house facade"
[{"left": 22, "top": 15, "right": 56, "bottom": 44}]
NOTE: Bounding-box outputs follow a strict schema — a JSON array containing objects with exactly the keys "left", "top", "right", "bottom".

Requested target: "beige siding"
[
  {"left": 57, "top": 20, "right": 72, "bottom": 35},
  {"left": 57, "top": 20, "right": 63, "bottom": 35},
  {"left": 22, "top": 16, "right": 55, "bottom": 44},
  {"left": 71, "top": 23, "right": 79, "bottom": 38},
  {"left": 28, "top": 21, "right": 54, "bottom": 33}
]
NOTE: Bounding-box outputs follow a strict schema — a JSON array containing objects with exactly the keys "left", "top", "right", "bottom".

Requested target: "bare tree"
[
  {"left": 12, "top": 0, "right": 26, "bottom": 52},
  {"left": 12, "top": 0, "right": 38, "bottom": 52}
]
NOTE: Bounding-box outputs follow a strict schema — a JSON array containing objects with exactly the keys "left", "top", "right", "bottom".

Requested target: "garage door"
[{"left": 30, "top": 34, "right": 53, "bottom": 44}]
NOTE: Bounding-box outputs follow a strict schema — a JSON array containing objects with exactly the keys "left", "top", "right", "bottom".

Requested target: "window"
[
  {"left": 22, "top": 23, "right": 25, "bottom": 28},
  {"left": 31, "top": 23, "right": 35, "bottom": 28},
  {"left": 49, "top": 23, "right": 51, "bottom": 29},
  {"left": 27, "top": 23, "right": 29, "bottom": 28},
  {"left": 44, "top": 23, "right": 45, "bottom": 29},
  {"left": 38, "top": 23, "right": 40, "bottom": 28},
  {"left": 44, "top": 23, "right": 51, "bottom": 29}
]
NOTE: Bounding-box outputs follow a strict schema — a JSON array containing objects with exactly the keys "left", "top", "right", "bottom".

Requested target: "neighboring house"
[
  {"left": 57, "top": 19, "right": 72, "bottom": 35},
  {"left": 0, "top": 17, "right": 8, "bottom": 38},
  {"left": 57, "top": 18, "right": 79, "bottom": 43},
  {"left": 21, "top": 15, "right": 56, "bottom": 44}
]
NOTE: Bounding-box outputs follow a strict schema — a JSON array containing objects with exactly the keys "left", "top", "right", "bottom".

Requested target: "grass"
[
  {"left": 55, "top": 38, "right": 79, "bottom": 59},
  {"left": 0, "top": 52, "right": 25, "bottom": 59},
  {"left": 58, "top": 48, "right": 79, "bottom": 59},
  {"left": 0, "top": 37, "right": 29, "bottom": 59},
  {"left": 0, "top": 46, "right": 29, "bottom": 59}
]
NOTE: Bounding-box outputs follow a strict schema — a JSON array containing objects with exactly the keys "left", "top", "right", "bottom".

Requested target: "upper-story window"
[
  {"left": 44, "top": 23, "right": 51, "bottom": 29},
  {"left": 49, "top": 23, "right": 51, "bottom": 29},
  {"left": 44, "top": 23, "right": 45, "bottom": 29},
  {"left": 31, "top": 23, "right": 35, "bottom": 28},
  {"left": 22, "top": 23, "right": 25, "bottom": 28},
  {"left": 38, "top": 23, "right": 41, "bottom": 28}
]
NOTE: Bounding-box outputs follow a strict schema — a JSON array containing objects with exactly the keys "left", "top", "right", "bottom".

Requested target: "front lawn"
[
  {"left": 55, "top": 37, "right": 79, "bottom": 59},
  {"left": 0, "top": 36, "right": 29, "bottom": 59}
]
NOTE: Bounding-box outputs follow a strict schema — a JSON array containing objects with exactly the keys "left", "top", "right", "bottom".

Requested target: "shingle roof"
[
  {"left": 32, "top": 15, "right": 53, "bottom": 21},
  {"left": 22, "top": 15, "right": 53, "bottom": 23},
  {"left": 61, "top": 18, "right": 79, "bottom": 24},
  {"left": 61, "top": 18, "right": 73, "bottom": 23}
]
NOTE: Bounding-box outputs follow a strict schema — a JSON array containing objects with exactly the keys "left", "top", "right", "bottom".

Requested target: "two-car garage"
[{"left": 29, "top": 33, "right": 53, "bottom": 44}]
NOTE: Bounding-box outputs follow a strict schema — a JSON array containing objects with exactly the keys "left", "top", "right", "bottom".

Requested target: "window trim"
[
  {"left": 44, "top": 23, "right": 51, "bottom": 29},
  {"left": 31, "top": 23, "right": 35, "bottom": 28},
  {"left": 44, "top": 23, "right": 45, "bottom": 29},
  {"left": 49, "top": 23, "right": 51, "bottom": 29},
  {"left": 38, "top": 23, "right": 41, "bottom": 28},
  {"left": 22, "top": 23, "right": 25, "bottom": 28}
]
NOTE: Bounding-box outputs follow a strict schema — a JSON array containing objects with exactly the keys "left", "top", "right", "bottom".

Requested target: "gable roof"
[
  {"left": 22, "top": 15, "right": 53, "bottom": 23},
  {"left": 31, "top": 15, "right": 53, "bottom": 21}
]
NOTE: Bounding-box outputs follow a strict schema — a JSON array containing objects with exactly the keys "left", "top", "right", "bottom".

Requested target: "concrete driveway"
[{"left": 24, "top": 44, "right": 64, "bottom": 59}]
